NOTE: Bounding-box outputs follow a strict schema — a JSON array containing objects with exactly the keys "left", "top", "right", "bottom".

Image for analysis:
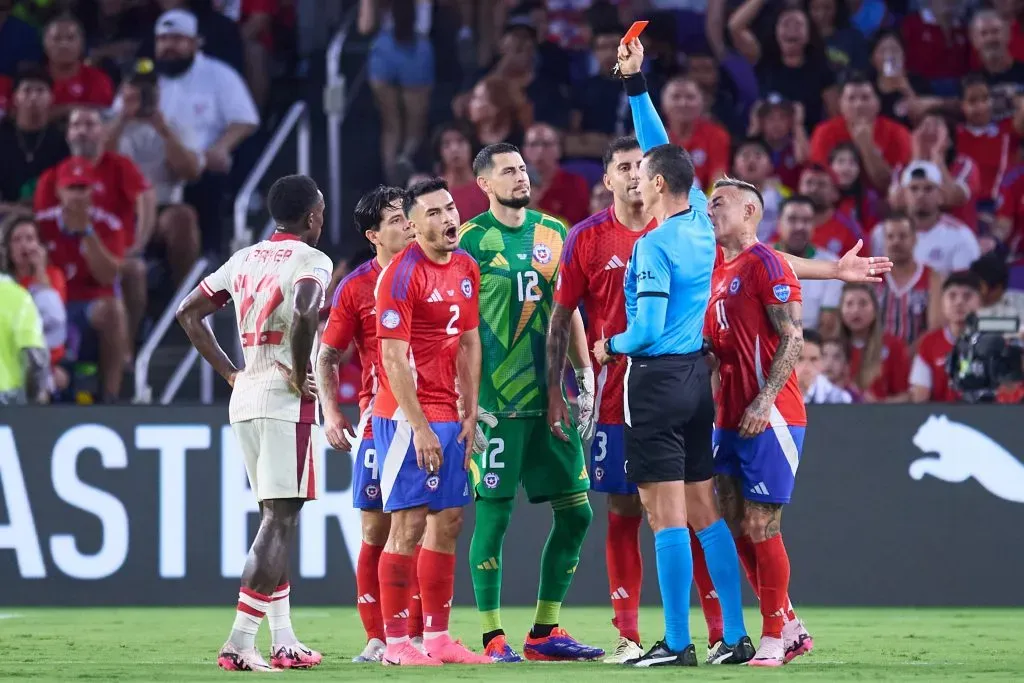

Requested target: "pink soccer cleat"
[
  {"left": 382, "top": 640, "right": 443, "bottom": 666},
  {"left": 217, "top": 642, "right": 279, "bottom": 672},
  {"left": 748, "top": 636, "right": 786, "bottom": 668},
  {"left": 270, "top": 641, "right": 323, "bottom": 669},
  {"left": 424, "top": 635, "right": 495, "bottom": 664},
  {"left": 783, "top": 619, "right": 814, "bottom": 663}
]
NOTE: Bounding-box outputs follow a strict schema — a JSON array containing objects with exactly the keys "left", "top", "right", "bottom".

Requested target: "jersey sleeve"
[
  {"left": 632, "top": 235, "right": 672, "bottom": 298},
  {"left": 375, "top": 260, "right": 417, "bottom": 342},
  {"left": 13, "top": 289, "right": 45, "bottom": 351},
  {"left": 293, "top": 250, "right": 333, "bottom": 303},
  {"left": 909, "top": 352, "right": 933, "bottom": 390},
  {"left": 753, "top": 246, "right": 802, "bottom": 307},
  {"left": 199, "top": 255, "right": 233, "bottom": 307},
  {"left": 321, "top": 282, "right": 359, "bottom": 350},
  {"left": 554, "top": 224, "right": 587, "bottom": 308},
  {"left": 462, "top": 260, "right": 481, "bottom": 333}
]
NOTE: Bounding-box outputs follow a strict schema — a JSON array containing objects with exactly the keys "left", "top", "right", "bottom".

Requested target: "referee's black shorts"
[{"left": 623, "top": 351, "right": 715, "bottom": 485}]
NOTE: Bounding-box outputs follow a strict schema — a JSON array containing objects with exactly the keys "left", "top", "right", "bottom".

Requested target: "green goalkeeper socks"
[
  {"left": 469, "top": 497, "right": 515, "bottom": 633},
  {"left": 535, "top": 492, "right": 592, "bottom": 626}
]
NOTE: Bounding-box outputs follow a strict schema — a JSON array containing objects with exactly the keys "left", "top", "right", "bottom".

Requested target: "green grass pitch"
[{"left": 2, "top": 606, "right": 1021, "bottom": 681}]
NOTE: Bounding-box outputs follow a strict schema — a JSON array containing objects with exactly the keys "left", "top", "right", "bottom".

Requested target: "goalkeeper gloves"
[
  {"left": 473, "top": 408, "right": 499, "bottom": 455},
  {"left": 575, "top": 367, "right": 596, "bottom": 441}
]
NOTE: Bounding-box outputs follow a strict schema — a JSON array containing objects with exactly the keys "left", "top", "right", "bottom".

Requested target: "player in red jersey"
[
  {"left": 315, "top": 185, "right": 417, "bottom": 663},
  {"left": 910, "top": 272, "right": 982, "bottom": 403},
  {"left": 372, "top": 178, "right": 493, "bottom": 666},
  {"left": 705, "top": 177, "right": 810, "bottom": 667}
]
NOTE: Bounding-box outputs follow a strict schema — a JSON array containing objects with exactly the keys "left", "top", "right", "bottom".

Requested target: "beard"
[
  {"left": 156, "top": 55, "right": 196, "bottom": 77},
  {"left": 496, "top": 192, "right": 530, "bottom": 209}
]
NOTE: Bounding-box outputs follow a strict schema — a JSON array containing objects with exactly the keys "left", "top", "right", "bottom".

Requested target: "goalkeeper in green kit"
[{"left": 458, "top": 143, "right": 605, "bottom": 663}]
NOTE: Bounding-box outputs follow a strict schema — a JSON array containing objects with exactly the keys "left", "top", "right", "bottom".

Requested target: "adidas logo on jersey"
[
  {"left": 604, "top": 255, "right": 626, "bottom": 270},
  {"left": 477, "top": 557, "right": 499, "bottom": 571},
  {"left": 426, "top": 289, "right": 444, "bottom": 303},
  {"left": 750, "top": 482, "right": 770, "bottom": 496},
  {"left": 393, "top": 609, "right": 410, "bottom": 619},
  {"left": 610, "top": 587, "right": 630, "bottom": 600},
  {"left": 357, "top": 594, "right": 377, "bottom": 604}
]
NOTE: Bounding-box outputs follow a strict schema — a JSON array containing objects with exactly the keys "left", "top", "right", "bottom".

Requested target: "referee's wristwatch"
[{"left": 604, "top": 338, "right": 618, "bottom": 358}]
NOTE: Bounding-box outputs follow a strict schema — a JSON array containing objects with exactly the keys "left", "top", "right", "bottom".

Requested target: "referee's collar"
[{"left": 667, "top": 208, "right": 692, "bottom": 220}]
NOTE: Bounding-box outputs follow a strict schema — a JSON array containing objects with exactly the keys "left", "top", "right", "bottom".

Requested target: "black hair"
[
  {"left": 839, "top": 69, "right": 876, "bottom": 95},
  {"left": 732, "top": 136, "right": 772, "bottom": 160},
  {"left": 0, "top": 212, "right": 38, "bottom": 273},
  {"left": 943, "top": 270, "right": 983, "bottom": 293},
  {"left": 885, "top": 210, "right": 912, "bottom": 226},
  {"left": 431, "top": 120, "right": 479, "bottom": 171},
  {"left": 403, "top": 177, "right": 450, "bottom": 216},
  {"left": 13, "top": 63, "right": 52, "bottom": 91},
  {"left": 353, "top": 185, "right": 407, "bottom": 235},
  {"left": 803, "top": 328, "right": 824, "bottom": 347},
  {"left": 644, "top": 144, "right": 695, "bottom": 195},
  {"left": 962, "top": 72, "right": 989, "bottom": 92},
  {"left": 472, "top": 143, "right": 521, "bottom": 177},
  {"left": 779, "top": 194, "right": 815, "bottom": 215},
  {"left": 45, "top": 12, "right": 84, "bottom": 36},
  {"left": 266, "top": 174, "right": 320, "bottom": 229},
  {"left": 969, "top": 253, "right": 1010, "bottom": 291},
  {"left": 602, "top": 136, "right": 641, "bottom": 169}
]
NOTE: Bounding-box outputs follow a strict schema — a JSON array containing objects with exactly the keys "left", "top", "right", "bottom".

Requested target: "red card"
[{"left": 621, "top": 20, "right": 649, "bottom": 45}]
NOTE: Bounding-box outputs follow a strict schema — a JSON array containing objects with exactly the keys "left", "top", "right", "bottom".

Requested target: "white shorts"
[{"left": 232, "top": 418, "right": 320, "bottom": 501}]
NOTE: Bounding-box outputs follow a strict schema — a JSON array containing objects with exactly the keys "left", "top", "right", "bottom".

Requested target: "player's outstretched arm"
[
  {"left": 739, "top": 301, "right": 804, "bottom": 438},
  {"left": 781, "top": 239, "right": 893, "bottom": 283},
  {"left": 381, "top": 338, "right": 442, "bottom": 471},
  {"left": 176, "top": 286, "right": 239, "bottom": 386}
]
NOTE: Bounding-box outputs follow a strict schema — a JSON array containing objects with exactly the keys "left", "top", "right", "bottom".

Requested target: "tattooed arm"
[
  {"left": 316, "top": 342, "right": 354, "bottom": 450},
  {"left": 737, "top": 301, "right": 804, "bottom": 438}
]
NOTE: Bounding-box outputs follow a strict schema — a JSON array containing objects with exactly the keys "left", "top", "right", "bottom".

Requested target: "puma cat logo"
[{"left": 910, "top": 415, "right": 1024, "bottom": 503}]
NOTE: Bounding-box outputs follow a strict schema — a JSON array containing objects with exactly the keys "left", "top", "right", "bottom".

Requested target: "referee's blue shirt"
[{"left": 607, "top": 72, "right": 716, "bottom": 358}]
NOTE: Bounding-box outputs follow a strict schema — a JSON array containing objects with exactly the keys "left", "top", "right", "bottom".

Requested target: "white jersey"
[{"left": 200, "top": 233, "right": 333, "bottom": 424}]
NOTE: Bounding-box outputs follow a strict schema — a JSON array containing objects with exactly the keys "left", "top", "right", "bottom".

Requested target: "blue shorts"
[
  {"left": 368, "top": 30, "right": 435, "bottom": 88},
  {"left": 590, "top": 423, "right": 637, "bottom": 495},
  {"left": 372, "top": 417, "right": 471, "bottom": 513},
  {"left": 713, "top": 426, "right": 806, "bottom": 505},
  {"left": 65, "top": 300, "right": 99, "bottom": 362},
  {"left": 351, "top": 411, "right": 382, "bottom": 510}
]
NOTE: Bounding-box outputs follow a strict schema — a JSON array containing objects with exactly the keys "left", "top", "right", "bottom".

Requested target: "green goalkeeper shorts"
[{"left": 469, "top": 417, "right": 590, "bottom": 503}]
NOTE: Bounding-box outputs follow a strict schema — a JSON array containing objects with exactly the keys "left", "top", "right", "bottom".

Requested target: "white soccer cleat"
[
  {"left": 217, "top": 641, "right": 280, "bottom": 672},
  {"left": 748, "top": 636, "right": 786, "bottom": 667},
  {"left": 352, "top": 637, "right": 386, "bottom": 663},
  {"left": 782, "top": 619, "right": 814, "bottom": 662},
  {"left": 603, "top": 636, "right": 644, "bottom": 663},
  {"left": 410, "top": 636, "right": 427, "bottom": 655}
]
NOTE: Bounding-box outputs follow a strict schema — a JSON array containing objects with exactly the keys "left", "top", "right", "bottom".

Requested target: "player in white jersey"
[{"left": 176, "top": 174, "right": 332, "bottom": 672}]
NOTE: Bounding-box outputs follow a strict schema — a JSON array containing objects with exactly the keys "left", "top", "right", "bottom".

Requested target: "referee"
[{"left": 591, "top": 38, "right": 752, "bottom": 667}]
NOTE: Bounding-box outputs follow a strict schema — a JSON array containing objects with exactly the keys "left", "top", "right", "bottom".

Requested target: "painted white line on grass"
[{"left": 0, "top": 613, "right": 21, "bottom": 620}]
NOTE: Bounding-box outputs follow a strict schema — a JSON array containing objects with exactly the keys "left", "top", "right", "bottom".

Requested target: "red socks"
[
  {"left": 356, "top": 542, "right": 385, "bottom": 641},
  {"left": 735, "top": 535, "right": 760, "bottom": 598},
  {"left": 754, "top": 535, "right": 791, "bottom": 639},
  {"left": 378, "top": 551, "right": 415, "bottom": 641},
  {"left": 417, "top": 547, "right": 455, "bottom": 638},
  {"left": 606, "top": 512, "right": 643, "bottom": 643},
  {"left": 689, "top": 526, "right": 724, "bottom": 644},
  {"left": 409, "top": 545, "right": 423, "bottom": 638}
]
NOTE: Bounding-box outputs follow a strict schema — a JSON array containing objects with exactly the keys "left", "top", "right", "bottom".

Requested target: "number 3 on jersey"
[{"left": 235, "top": 273, "right": 284, "bottom": 346}]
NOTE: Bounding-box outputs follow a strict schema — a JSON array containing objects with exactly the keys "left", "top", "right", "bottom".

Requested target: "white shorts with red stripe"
[{"left": 232, "top": 418, "right": 320, "bottom": 501}]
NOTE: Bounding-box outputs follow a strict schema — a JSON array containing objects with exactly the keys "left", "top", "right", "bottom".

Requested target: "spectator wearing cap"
[
  {"left": 565, "top": 21, "right": 629, "bottom": 160},
  {"left": 731, "top": 136, "right": 786, "bottom": 241},
  {"left": 807, "top": 0, "right": 869, "bottom": 72},
  {"left": 106, "top": 60, "right": 202, "bottom": 289},
  {"left": 899, "top": 1, "right": 969, "bottom": 96},
  {"left": 798, "top": 329, "right": 853, "bottom": 404},
  {"left": 0, "top": 65, "right": 69, "bottom": 213},
  {"left": 810, "top": 70, "right": 911, "bottom": 190},
  {"left": 872, "top": 161, "right": 980, "bottom": 275},
  {"left": 748, "top": 93, "right": 808, "bottom": 191},
  {"left": 35, "top": 107, "right": 155, "bottom": 357},
  {"left": 875, "top": 212, "right": 942, "bottom": 348},
  {"left": 971, "top": 251, "right": 1024, "bottom": 323},
  {"left": 958, "top": 74, "right": 1022, "bottom": 211},
  {"left": 432, "top": 120, "right": 489, "bottom": 220},
  {"left": 36, "top": 157, "right": 129, "bottom": 403},
  {"left": 969, "top": 9, "right": 1024, "bottom": 123},
  {"left": 524, "top": 122, "right": 589, "bottom": 227},
  {"left": 661, "top": 74, "right": 730, "bottom": 190},
  {"left": 140, "top": 0, "right": 245, "bottom": 77},
  {"left": 775, "top": 195, "right": 842, "bottom": 336},
  {"left": 868, "top": 30, "right": 936, "bottom": 128},
  {"left": 143, "top": 8, "right": 258, "bottom": 255},
  {"left": 0, "top": 1, "right": 43, "bottom": 77},
  {"left": 910, "top": 271, "right": 983, "bottom": 403},
  {"left": 797, "top": 163, "right": 864, "bottom": 257},
  {"left": 43, "top": 14, "right": 115, "bottom": 120}
]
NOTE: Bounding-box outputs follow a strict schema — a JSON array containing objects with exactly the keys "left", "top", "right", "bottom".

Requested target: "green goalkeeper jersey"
[{"left": 458, "top": 209, "right": 568, "bottom": 418}]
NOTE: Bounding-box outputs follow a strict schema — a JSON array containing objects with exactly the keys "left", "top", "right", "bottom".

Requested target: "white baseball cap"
[
  {"left": 155, "top": 9, "right": 198, "bottom": 39},
  {"left": 901, "top": 160, "right": 942, "bottom": 187}
]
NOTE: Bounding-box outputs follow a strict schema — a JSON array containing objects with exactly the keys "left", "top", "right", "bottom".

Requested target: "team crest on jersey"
[
  {"left": 773, "top": 284, "right": 791, "bottom": 302},
  {"left": 533, "top": 243, "right": 552, "bottom": 264},
  {"left": 426, "top": 475, "right": 440, "bottom": 491},
  {"left": 381, "top": 309, "right": 400, "bottom": 329},
  {"left": 484, "top": 472, "right": 500, "bottom": 489},
  {"left": 460, "top": 277, "right": 473, "bottom": 298},
  {"left": 594, "top": 466, "right": 604, "bottom": 481},
  {"left": 313, "top": 267, "right": 330, "bottom": 284},
  {"left": 729, "top": 277, "right": 741, "bottom": 295},
  {"left": 365, "top": 484, "right": 380, "bottom": 500}
]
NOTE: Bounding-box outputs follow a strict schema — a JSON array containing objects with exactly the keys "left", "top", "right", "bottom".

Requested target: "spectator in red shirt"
[
  {"left": 748, "top": 94, "right": 809, "bottom": 191},
  {"left": 661, "top": 74, "right": 730, "bottom": 190},
  {"left": 36, "top": 157, "right": 129, "bottom": 402},
  {"left": 810, "top": 70, "right": 912, "bottom": 190},
  {"left": 958, "top": 73, "right": 1021, "bottom": 205},
  {"left": 830, "top": 142, "right": 883, "bottom": 229},
  {"left": 0, "top": 73, "right": 11, "bottom": 117},
  {"left": 523, "top": 122, "right": 589, "bottom": 227},
  {"left": 589, "top": 179, "right": 612, "bottom": 215},
  {"left": 432, "top": 120, "right": 488, "bottom": 221},
  {"left": 839, "top": 282, "right": 911, "bottom": 402},
  {"left": 43, "top": 15, "right": 115, "bottom": 120},
  {"left": 910, "top": 271, "right": 982, "bottom": 403},
  {"left": 35, "top": 107, "right": 155, "bottom": 357},
  {"left": 899, "top": 2, "right": 969, "bottom": 93},
  {"left": 969, "top": 9, "right": 1024, "bottom": 123},
  {"left": 798, "top": 163, "right": 864, "bottom": 256}
]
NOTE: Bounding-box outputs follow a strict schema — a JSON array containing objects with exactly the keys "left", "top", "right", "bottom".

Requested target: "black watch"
[{"left": 604, "top": 339, "right": 616, "bottom": 357}]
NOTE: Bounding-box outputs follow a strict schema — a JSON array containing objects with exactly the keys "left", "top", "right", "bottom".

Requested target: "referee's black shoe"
[
  {"left": 706, "top": 636, "right": 756, "bottom": 664},
  {"left": 624, "top": 640, "right": 697, "bottom": 667}
]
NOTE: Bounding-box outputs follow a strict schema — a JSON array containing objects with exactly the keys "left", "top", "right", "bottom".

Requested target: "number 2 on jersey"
[
  {"left": 446, "top": 304, "right": 460, "bottom": 335},
  {"left": 235, "top": 273, "right": 285, "bottom": 346},
  {"left": 517, "top": 270, "right": 541, "bottom": 302}
]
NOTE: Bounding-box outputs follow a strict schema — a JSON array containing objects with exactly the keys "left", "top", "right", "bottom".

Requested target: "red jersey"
[
  {"left": 956, "top": 120, "right": 1018, "bottom": 202},
  {"left": 901, "top": 12, "right": 969, "bottom": 82},
  {"left": 449, "top": 181, "right": 489, "bottom": 224},
  {"left": 996, "top": 165, "right": 1024, "bottom": 258},
  {"left": 848, "top": 334, "right": 910, "bottom": 400},
  {"left": 812, "top": 211, "right": 863, "bottom": 256},
  {"left": 36, "top": 153, "right": 149, "bottom": 239},
  {"left": 51, "top": 64, "right": 115, "bottom": 109},
  {"left": 771, "top": 141, "right": 802, "bottom": 191},
  {"left": 322, "top": 257, "right": 382, "bottom": 413},
  {"left": 554, "top": 206, "right": 656, "bottom": 424},
  {"left": 876, "top": 263, "right": 934, "bottom": 347},
  {"left": 36, "top": 205, "right": 126, "bottom": 301},
  {"left": 810, "top": 116, "right": 912, "bottom": 172},
  {"left": 670, "top": 119, "right": 730, "bottom": 189},
  {"left": 373, "top": 243, "right": 480, "bottom": 422},
  {"left": 0, "top": 75, "right": 11, "bottom": 116},
  {"left": 837, "top": 189, "right": 883, "bottom": 230},
  {"left": 537, "top": 168, "right": 590, "bottom": 228},
  {"left": 910, "top": 327, "right": 959, "bottom": 402},
  {"left": 706, "top": 242, "right": 806, "bottom": 429}
]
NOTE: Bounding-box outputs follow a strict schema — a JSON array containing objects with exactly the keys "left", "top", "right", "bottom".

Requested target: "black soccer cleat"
[
  {"left": 624, "top": 640, "right": 698, "bottom": 667},
  {"left": 706, "top": 636, "right": 756, "bottom": 664}
]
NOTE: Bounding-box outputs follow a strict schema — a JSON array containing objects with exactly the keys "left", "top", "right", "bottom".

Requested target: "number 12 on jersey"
[{"left": 517, "top": 270, "right": 541, "bottom": 302}]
